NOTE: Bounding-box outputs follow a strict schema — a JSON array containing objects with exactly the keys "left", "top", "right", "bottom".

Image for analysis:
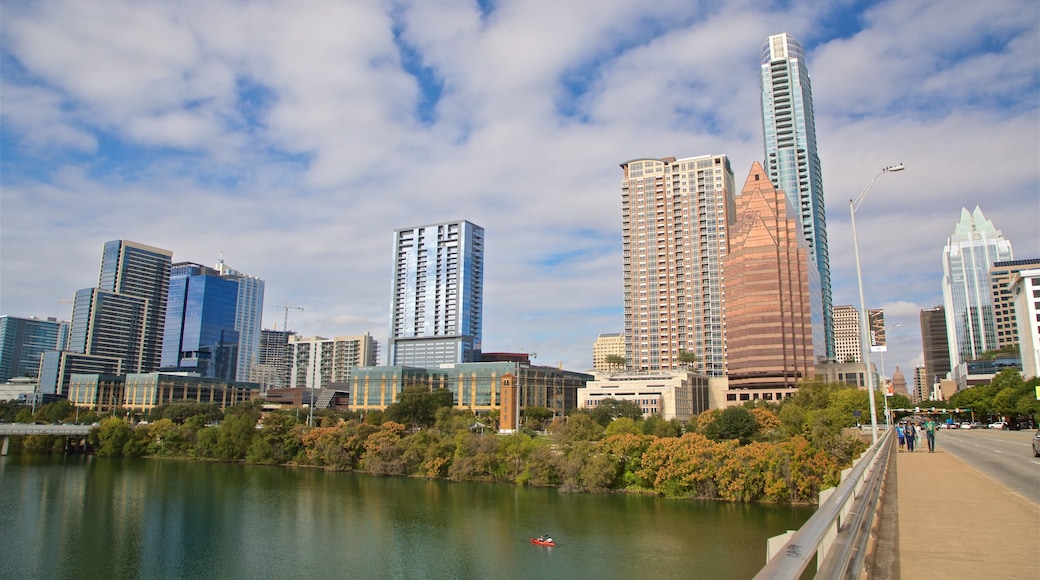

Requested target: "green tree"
[
  {"left": 703, "top": 406, "right": 758, "bottom": 444},
  {"left": 549, "top": 412, "right": 604, "bottom": 444},
  {"left": 677, "top": 350, "right": 699, "bottom": 369},
  {"left": 589, "top": 398, "right": 644, "bottom": 427},
  {"left": 522, "top": 406, "right": 553, "bottom": 430},
  {"left": 604, "top": 354, "right": 626, "bottom": 371},
  {"left": 383, "top": 387, "right": 454, "bottom": 429},
  {"left": 604, "top": 417, "right": 642, "bottom": 437},
  {"left": 91, "top": 417, "right": 131, "bottom": 457},
  {"left": 213, "top": 412, "right": 257, "bottom": 461}
]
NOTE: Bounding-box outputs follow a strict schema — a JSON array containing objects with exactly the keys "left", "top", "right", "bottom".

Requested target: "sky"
[{"left": 2, "top": 0, "right": 1038, "bottom": 384}]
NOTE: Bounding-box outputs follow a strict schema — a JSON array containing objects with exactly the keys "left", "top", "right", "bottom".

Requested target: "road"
[{"left": 933, "top": 428, "right": 1040, "bottom": 504}]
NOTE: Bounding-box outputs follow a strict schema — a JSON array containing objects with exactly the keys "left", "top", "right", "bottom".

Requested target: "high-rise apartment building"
[
  {"left": 214, "top": 258, "right": 265, "bottom": 381},
  {"left": 40, "top": 240, "right": 173, "bottom": 394},
  {"left": 253, "top": 329, "right": 295, "bottom": 390},
  {"left": 723, "top": 163, "right": 818, "bottom": 399},
  {"left": 919, "top": 305, "right": 952, "bottom": 384},
  {"left": 388, "top": 221, "right": 484, "bottom": 367},
  {"left": 289, "top": 334, "right": 378, "bottom": 391},
  {"left": 990, "top": 259, "right": 1040, "bottom": 350},
  {"left": 94, "top": 240, "right": 173, "bottom": 371},
  {"left": 619, "top": 154, "right": 736, "bottom": 375},
  {"left": 832, "top": 305, "right": 861, "bottom": 364},
  {"left": 592, "top": 332, "right": 625, "bottom": 372},
  {"left": 760, "top": 33, "right": 832, "bottom": 361},
  {"left": 941, "top": 207, "right": 1013, "bottom": 365},
  {"left": 161, "top": 262, "right": 240, "bottom": 380},
  {"left": 0, "top": 316, "right": 68, "bottom": 382}
]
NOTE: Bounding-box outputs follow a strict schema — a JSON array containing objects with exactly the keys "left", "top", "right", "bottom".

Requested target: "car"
[
  {"left": 1033, "top": 431, "right": 1040, "bottom": 457},
  {"left": 989, "top": 421, "right": 1008, "bottom": 430},
  {"left": 960, "top": 422, "right": 974, "bottom": 429}
]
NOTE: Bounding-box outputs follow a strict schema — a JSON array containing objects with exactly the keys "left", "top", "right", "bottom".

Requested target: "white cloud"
[{"left": 1, "top": 0, "right": 1037, "bottom": 383}]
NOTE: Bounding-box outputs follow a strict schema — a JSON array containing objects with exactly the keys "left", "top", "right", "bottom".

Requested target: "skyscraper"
[
  {"left": 592, "top": 332, "right": 625, "bottom": 372},
  {"left": 161, "top": 262, "right": 240, "bottom": 380},
  {"left": 214, "top": 257, "right": 265, "bottom": 381},
  {"left": 760, "top": 32, "right": 832, "bottom": 361},
  {"left": 94, "top": 240, "right": 173, "bottom": 371},
  {"left": 941, "top": 207, "right": 1013, "bottom": 365},
  {"left": 919, "top": 305, "right": 952, "bottom": 384},
  {"left": 254, "top": 329, "right": 294, "bottom": 390},
  {"left": 990, "top": 259, "right": 1040, "bottom": 350},
  {"left": 0, "top": 316, "right": 68, "bottom": 382},
  {"left": 288, "top": 334, "right": 378, "bottom": 390},
  {"left": 388, "top": 220, "right": 484, "bottom": 367},
  {"left": 723, "top": 163, "right": 818, "bottom": 399},
  {"left": 40, "top": 240, "right": 173, "bottom": 394},
  {"left": 832, "top": 305, "right": 862, "bottom": 364},
  {"left": 620, "top": 154, "right": 736, "bottom": 375}
]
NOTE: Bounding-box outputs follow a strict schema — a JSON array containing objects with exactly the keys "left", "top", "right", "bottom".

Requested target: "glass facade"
[
  {"left": 760, "top": 33, "right": 832, "bottom": 360},
  {"left": 215, "top": 259, "right": 266, "bottom": 382},
  {"left": 0, "top": 315, "right": 66, "bottom": 381},
  {"left": 162, "top": 263, "right": 240, "bottom": 380},
  {"left": 941, "top": 207, "right": 1014, "bottom": 364},
  {"left": 388, "top": 221, "right": 484, "bottom": 366}
]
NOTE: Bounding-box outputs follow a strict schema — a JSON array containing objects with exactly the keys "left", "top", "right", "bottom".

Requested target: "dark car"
[{"left": 1033, "top": 431, "right": 1040, "bottom": 457}]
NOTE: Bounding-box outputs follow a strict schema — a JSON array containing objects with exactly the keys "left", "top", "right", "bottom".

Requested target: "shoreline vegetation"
[{"left": 5, "top": 380, "right": 916, "bottom": 506}]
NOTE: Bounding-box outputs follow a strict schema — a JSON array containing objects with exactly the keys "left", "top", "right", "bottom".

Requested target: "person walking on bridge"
[
  {"left": 905, "top": 422, "right": 917, "bottom": 452},
  {"left": 924, "top": 418, "right": 936, "bottom": 453}
]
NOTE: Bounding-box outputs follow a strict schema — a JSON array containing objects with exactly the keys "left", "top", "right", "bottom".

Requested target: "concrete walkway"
[{"left": 882, "top": 445, "right": 1039, "bottom": 578}]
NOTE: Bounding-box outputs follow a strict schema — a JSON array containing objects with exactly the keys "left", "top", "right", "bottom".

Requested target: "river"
[{"left": 0, "top": 454, "right": 812, "bottom": 579}]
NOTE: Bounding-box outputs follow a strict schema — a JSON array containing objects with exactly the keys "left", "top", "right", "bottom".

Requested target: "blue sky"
[{"left": 2, "top": 0, "right": 1038, "bottom": 382}]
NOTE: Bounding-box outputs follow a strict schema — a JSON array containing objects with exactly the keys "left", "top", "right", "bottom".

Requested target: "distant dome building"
[{"left": 890, "top": 366, "right": 909, "bottom": 397}]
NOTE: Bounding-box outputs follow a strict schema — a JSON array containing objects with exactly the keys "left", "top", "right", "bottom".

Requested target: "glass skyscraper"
[
  {"left": 941, "top": 207, "right": 1014, "bottom": 365},
  {"left": 161, "top": 263, "right": 240, "bottom": 380},
  {"left": 214, "top": 258, "right": 265, "bottom": 382},
  {"left": 760, "top": 33, "right": 831, "bottom": 361},
  {"left": 388, "top": 220, "right": 484, "bottom": 367},
  {"left": 0, "top": 315, "right": 68, "bottom": 381}
]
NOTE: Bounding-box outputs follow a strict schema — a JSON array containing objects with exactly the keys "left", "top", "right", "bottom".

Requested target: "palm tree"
[
  {"left": 677, "top": 350, "right": 699, "bottom": 370},
  {"left": 604, "top": 355, "right": 626, "bottom": 372}
]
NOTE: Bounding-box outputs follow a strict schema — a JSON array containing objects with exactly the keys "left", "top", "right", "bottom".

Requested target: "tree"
[
  {"left": 589, "top": 398, "right": 644, "bottom": 427},
  {"left": 677, "top": 350, "right": 699, "bottom": 369},
  {"left": 523, "top": 406, "right": 553, "bottom": 430},
  {"left": 383, "top": 387, "right": 454, "bottom": 430},
  {"left": 703, "top": 406, "right": 758, "bottom": 444},
  {"left": 604, "top": 417, "right": 642, "bottom": 437},
  {"left": 91, "top": 417, "right": 131, "bottom": 456},
  {"left": 604, "top": 355, "right": 626, "bottom": 371}
]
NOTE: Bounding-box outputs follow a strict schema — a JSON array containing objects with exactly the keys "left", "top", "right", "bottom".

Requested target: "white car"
[{"left": 989, "top": 421, "right": 1008, "bottom": 430}]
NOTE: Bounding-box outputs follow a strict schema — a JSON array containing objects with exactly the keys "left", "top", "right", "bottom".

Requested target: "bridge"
[
  {"left": 0, "top": 423, "right": 93, "bottom": 455},
  {"left": 755, "top": 428, "right": 1040, "bottom": 578}
]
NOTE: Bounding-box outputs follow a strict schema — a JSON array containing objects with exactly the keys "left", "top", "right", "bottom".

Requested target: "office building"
[
  {"left": 68, "top": 372, "right": 258, "bottom": 413},
  {"left": 1011, "top": 269, "right": 1040, "bottom": 379},
  {"left": 990, "top": 259, "right": 1040, "bottom": 350},
  {"left": 388, "top": 220, "right": 484, "bottom": 367},
  {"left": 349, "top": 361, "right": 590, "bottom": 419},
  {"left": 0, "top": 316, "right": 68, "bottom": 381},
  {"left": 832, "top": 305, "right": 861, "bottom": 364},
  {"left": 723, "top": 162, "right": 817, "bottom": 400},
  {"left": 579, "top": 369, "right": 708, "bottom": 420},
  {"left": 161, "top": 262, "right": 240, "bottom": 380},
  {"left": 941, "top": 207, "right": 1013, "bottom": 365},
  {"left": 919, "top": 305, "right": 952, "bottom": 384},
  {"left": 619, "top": 154, "right": 736, "bottom": 375},
  {"left": 760, "top": 32, "right": 832, "bottom": 361},
  {"left": 592, "top": 332, "right": 625, "bottom": 372},
  {"left": 214, "top": 258, "right": 265, "bottom": 382},
  {"left": 912, "top": 366, "right": 928, "bottom": 403},
  {"left": 289, "top": 334, "right": 377, "bottom": 391}
]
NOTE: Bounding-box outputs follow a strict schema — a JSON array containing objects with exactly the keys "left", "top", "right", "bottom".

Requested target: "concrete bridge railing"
[{"left": 753, "top": 427, "right": 895, "bottom": 579}]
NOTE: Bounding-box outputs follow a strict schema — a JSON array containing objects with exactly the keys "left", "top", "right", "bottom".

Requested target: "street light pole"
[{"left": 850, "top": 163, "right": 905, "bottom": 443}]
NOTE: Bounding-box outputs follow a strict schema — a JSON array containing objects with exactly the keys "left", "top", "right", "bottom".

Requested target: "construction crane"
[{"left": 272, "top": 302, "right": 303, "bottom": 332}]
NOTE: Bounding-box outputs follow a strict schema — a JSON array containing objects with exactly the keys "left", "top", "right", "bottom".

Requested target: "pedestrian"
[
  {"left": 905, "top": 422, "right": 916, "bottom": 452},
  {"left": 924, "top": 417, "right": 936, "bottom": 453},
  {"left": 897, "top": 422, "right": 905, "bottom": 452}
]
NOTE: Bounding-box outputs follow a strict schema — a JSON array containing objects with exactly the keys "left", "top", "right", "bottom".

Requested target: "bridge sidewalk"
[{"left": 879, "top": 445, "right": 1039, "bottom": 578}]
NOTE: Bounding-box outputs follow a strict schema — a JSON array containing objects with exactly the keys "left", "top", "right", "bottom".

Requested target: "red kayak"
[{"left": 530, "top": 538, "right": 555, "bottom": 547}]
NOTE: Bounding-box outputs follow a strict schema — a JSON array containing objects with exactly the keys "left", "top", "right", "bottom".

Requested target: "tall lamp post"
[{"left": 850, "top": 163, "right": 905, "bottom": 443}]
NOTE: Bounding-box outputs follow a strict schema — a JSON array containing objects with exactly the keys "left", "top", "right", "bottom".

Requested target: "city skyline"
[{"left": 2, "top": 1, "right": 1038, "bottom": 380}]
